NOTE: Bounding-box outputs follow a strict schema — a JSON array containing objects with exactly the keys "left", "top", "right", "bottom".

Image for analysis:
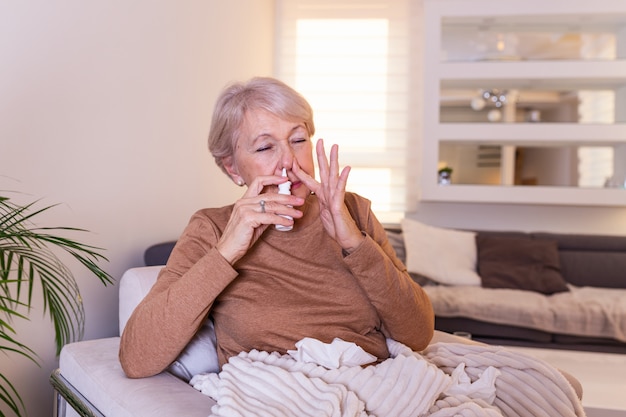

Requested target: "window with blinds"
[{"left": 275, "top": 0, "right": 412, "bottom": 224}]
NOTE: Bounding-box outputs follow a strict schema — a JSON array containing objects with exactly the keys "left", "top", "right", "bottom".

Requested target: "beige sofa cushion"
[
  {"left": 424, "top": 285, "right": 626, "bottom": 342},
  {"left": 59, "top": 337, "right": 215, "bottom": 417}
]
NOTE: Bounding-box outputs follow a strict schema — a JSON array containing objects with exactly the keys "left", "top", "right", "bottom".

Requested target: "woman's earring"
[{"left": 236, "top": 179, "right": 244, "bottom": 186}]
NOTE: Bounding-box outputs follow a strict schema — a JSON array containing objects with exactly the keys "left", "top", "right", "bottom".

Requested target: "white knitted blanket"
[{"left": 190, "top": 340, "right": 586, "bottom": 417}]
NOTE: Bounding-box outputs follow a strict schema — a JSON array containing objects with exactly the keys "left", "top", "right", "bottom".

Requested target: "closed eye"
[{"left": 256, "top": 144, "right": 272, "bottom": 152}]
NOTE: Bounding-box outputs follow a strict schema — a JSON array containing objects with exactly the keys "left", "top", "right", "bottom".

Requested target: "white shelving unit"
[{"left": 421, "top": 0, "right": 626, "bottom": 206}]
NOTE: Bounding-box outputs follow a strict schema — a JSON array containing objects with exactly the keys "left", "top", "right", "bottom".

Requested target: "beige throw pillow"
[{"left": 401, "top": 219, "right": 481, "bottom": 286}]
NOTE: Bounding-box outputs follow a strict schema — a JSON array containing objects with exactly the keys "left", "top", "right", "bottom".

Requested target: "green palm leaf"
[{"left": 0, "top": 195, "right": 113, "bottom": 417}]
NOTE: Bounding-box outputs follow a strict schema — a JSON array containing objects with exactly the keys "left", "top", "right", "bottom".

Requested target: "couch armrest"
[
  {"left": 118, "top": 266, "right": 163, "bottom": 334},
  {"left": 58, "top": 337, "right": 215, "bottom": 417}
]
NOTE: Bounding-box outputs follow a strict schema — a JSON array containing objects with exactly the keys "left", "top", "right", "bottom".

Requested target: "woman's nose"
[{"left": 278, "top": 144, "right": 295, "bottom": 170}]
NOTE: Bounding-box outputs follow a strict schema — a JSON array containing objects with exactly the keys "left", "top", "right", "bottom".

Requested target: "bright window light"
[
  {"left": 277, "top": 0, "right": 411, "bottom": 224},
  {"left": 295, "top": 19, "right": 389, "bottom": 152}
]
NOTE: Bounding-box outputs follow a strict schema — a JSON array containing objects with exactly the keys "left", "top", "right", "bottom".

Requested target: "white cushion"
[
  {"left": 167, "top": 319, "right": 220, "bottom": 381},
  {"left": 118, "top": 266, "right": 220, "bottom": 381},
  {"left": 118, "top": 266, "right": 163, "bottom": 334},
  {"left": 59, "top": 337, "right": 215, "bottom": 417},
  {"left": 401, "top": 219, "right": 481, "bottom": 286}
]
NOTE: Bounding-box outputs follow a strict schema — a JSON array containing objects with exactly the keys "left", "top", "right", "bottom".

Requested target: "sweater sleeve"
[
  {"left": 343, "top": 196, "right": 434, "bottom": 351},
  {"left": 119, "top": 210, "right": 236, "bottom": 378}
]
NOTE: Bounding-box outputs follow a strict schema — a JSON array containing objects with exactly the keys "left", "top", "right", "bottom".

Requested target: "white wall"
[{"left": 0, "top": 1, "right": 274, "bottom": 416}]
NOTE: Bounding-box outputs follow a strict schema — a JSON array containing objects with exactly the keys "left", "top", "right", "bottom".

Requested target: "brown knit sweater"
[{"left": 119, "top": 193, "right": 434, "bottom": 378}]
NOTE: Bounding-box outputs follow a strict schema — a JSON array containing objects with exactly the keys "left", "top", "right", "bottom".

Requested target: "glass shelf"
[
  {"left": 441, "top": 12, "right": 626, "bottom": 63},
  {"left": 439, "top": 142, "right": 624, "bottom": 188}
]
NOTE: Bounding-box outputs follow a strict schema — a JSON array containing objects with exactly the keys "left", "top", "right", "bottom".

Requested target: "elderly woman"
[{"left": 119, "top": 77, "right": 434, "bottom": 378}]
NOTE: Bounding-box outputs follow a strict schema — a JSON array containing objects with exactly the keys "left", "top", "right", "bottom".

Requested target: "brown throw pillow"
[{"left": 476, "top": 235, "right": 569, "bottom": 295}]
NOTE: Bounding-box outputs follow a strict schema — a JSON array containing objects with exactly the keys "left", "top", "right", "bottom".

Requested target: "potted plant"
[
  {"left": 0, "top": 194, "right": 113, "bottom": 417},
  {"left": 438, "top": 166, "right": 453, "bottom": 185}
]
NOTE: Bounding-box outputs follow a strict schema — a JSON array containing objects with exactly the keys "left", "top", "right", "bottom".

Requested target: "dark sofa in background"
[{"left": 389, "top": 225, "right": 626, "bottom": 354}]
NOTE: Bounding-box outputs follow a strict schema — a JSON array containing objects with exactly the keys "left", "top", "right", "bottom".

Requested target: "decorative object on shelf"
[
  {"left": 487, "top": 108, "right": 503, "bottom": 122},
  {"left": 0, "top": 193, "right": 114, "bottom": 417},
  {"left": 470, "top": 89, "right": 508, "bottom": 110},
  {"left": 525, "top": 109, "right": 541, "bottom": 123},
  {"left": 470, "top": 89, "right": 508, "bottom": 122},
  {"left": 438, "top": 166, "right": 453, "bottom": 185},
  {"left": 604, "top": 175, "right": 626, "bottom": 188}
]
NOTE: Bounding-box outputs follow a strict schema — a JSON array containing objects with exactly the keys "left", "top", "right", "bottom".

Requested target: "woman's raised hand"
[
  {"left": 216, "top": 176, "right": 304, "bottom": 264},
  {"left": 294, "top": 139, "right": 364, "bottom": 254}
]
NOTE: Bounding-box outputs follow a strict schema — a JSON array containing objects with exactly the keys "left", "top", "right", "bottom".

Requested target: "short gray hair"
[{"left": 208, "top": 77, "right": 315, "bottom": 175}]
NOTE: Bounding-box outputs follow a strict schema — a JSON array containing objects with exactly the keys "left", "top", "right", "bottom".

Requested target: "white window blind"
[
  {"left": 275, "top": 0, "right": 412, "bottom": 224},
  {"left": 577, "top": 34, "right": 615, "bottom": 187}
]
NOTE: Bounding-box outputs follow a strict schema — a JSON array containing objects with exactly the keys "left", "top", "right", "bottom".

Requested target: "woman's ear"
[{"left": 223, "top": 156, "right": 245, "bottom": 186}]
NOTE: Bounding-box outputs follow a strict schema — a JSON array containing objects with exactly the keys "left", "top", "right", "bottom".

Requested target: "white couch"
[
  {"left": 51, "top": 266, "right": 216, "bottom": 417},
  {"left": 51, "top": 266, "right": 583, "bottom": 417}
]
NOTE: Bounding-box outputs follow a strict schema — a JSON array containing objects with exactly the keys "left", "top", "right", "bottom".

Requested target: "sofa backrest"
[
  {"left": 145, "top": 241, "right": 177, "bottom": 266},
  {"left": 532, "top": 232, "right": 626, "bottom": 289}
]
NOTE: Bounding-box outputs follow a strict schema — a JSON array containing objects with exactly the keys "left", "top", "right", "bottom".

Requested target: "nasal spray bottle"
[{"left": 275, "top": 168, "right": 293, "bottom": 231}]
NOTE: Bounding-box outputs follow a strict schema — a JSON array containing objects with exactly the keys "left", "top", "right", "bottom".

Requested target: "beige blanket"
[
  {"left": 424, "top": 284, "right": 626, "bottom": 342},
  {"left": 190, "top": 340, "right": 585, "bottom": 417}
]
